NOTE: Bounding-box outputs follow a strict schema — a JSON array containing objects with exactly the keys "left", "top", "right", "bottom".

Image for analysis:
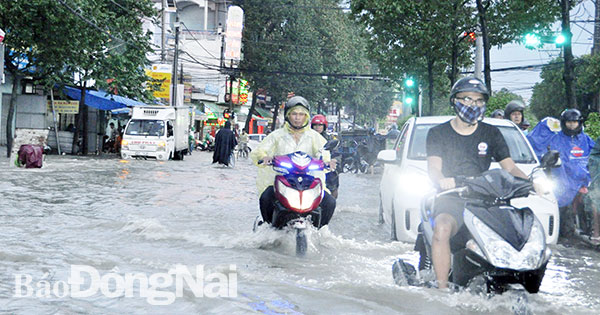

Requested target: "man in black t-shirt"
[{"left": 425, "top": 77, "right": 530, "bottom": 289}]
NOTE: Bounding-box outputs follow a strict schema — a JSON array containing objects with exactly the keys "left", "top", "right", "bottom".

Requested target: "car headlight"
[
  {"left": 471, "top": 215, "right": 545, "bottom": 270},
  {"left": 532, "top": 175, "right": 555, "bottom": 195},
  {"left": 398, "top": 172, "right": 434, "bottom": 195}
]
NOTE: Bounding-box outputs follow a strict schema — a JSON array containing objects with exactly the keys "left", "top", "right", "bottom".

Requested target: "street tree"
[
  {"left": 1, "top": 0, "right": 156, "bottom": 156},
  {"left": 475, "top": 0, "right": 562, "bottom": 93},
  {"left": 529, "top": 55, "right": 599, "bottom": 120},
  {"left": 351, "top": 0, "right": 475, "bottom": 115},
  {"left": 238, "top": 0, "right": 393, "bottom": 129}
]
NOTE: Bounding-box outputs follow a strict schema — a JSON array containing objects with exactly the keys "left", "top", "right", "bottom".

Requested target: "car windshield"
[
  {"left": 125, "top": 119, "right": 165, "bottom": 137},
  {"left": 407, "top": 123, "right": 537, "bottom": 163}
]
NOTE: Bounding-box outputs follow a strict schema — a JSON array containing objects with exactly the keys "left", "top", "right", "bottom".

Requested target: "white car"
[
  {"left": 247, "top": 133, "right": 267, "bottom": 152},
  {"left": 377, "top": 116, "right": 559, "bottom": 245}
]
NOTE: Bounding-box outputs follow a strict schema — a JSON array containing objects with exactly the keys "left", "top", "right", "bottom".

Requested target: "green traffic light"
[
  {"left": 523, "top": 33, "right": 541, "bottom": 49},
  {"left": 405, "top": 97, "right": 414, "bottom": 105},
  {"left": 405, "top": 78, "right": 415, "bottom": 87},
  {"left": 555, "top": 33, "right": 566, "bottom": 45}
]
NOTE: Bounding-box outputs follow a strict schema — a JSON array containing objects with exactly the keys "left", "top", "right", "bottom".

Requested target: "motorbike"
[
  {"left": 325, "top": 139, "right": 341, "bottom": 198},
  {"left": 254, "top": 151, "right": 328, "bottom": 257},
  {"left": 197, "top": 138, "right": 215, "bottom": 151},
  {"left": 393, "top": 150, "right": 561, "bottom": 296}
]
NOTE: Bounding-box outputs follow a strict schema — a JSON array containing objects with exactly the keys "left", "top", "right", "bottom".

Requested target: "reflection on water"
[{"left": 0, "top": 151, "right": 598, "bottom": 314}]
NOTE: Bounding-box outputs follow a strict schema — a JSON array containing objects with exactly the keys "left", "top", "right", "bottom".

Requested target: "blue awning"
[{"left": 62, "top": 86, "right": 147, "bottom": 111}]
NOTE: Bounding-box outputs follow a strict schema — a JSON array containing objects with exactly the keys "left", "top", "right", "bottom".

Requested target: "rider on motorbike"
[
  {"left": 527, "top": 109, "right": 595, "bottom": 239},
  {"left": 311, "top": 114, "right": 340, "bottom": 198},
  {"left": 504, "top": 100, "right": 526, "bottom": 129},
  {"left": 251, "top": 96, "right": 337, "bottom": 227},
  {"left": 424, "top": 77, "right": 538, "bottom": 289}
]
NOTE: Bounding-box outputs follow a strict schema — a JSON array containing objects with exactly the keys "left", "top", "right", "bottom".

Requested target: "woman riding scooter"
[{"left": 311, "top": 114, "right": 340, "bottom": 198}]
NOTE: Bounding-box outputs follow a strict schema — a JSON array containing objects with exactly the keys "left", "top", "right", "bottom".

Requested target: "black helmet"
[
  {"left": 560, "top": 108, "right": 583, "bottom": 136},
  {"left": 450, "top": 77, "right": 489, "bottom": 105},
  {"left": 490, "top": 109, "right": 504, "bottom": 118},
  {"left": 504, "top": 100, "right": 525, "bottom": 120},
  {"left": 284, "top": 96, "right": 311, "bottom": 129}
]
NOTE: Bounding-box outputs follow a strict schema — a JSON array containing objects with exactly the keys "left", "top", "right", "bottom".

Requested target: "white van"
[{"left": 121, "top": 106, "right": 191, "bottom": 161}]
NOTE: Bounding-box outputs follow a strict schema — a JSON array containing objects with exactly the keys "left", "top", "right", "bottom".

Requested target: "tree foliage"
[
  {"left": 1, "top": 0, "right": 157, "bottom": 154},
  {"left": 1, "top": 0, "right": 156, "bottom": 99},
  {"left": 530, "top": 55, "right": 598, "bottom": 120},
  {"left": 351, "top": 0, "right": 475, "bottom": 115},
  {"left": 237, "top": 0, "right": 393, "bottom": 125},
  {"left": 585, "top": 112, "right": 600, "bottom": 140},
  {"left": 487, "top": 88, "right": 523, "bottom": 113}
]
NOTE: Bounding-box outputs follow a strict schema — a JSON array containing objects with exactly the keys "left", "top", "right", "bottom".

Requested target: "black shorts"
[{"left": 433, "top": 193, "right": 466, "bottom": 228}]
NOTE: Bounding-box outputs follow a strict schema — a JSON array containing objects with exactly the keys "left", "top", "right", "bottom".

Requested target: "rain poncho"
[
  {"left": 527, "top": 117, "right": 596, "bottom": 207},
  {"left": 251, "top": 121, "right": 329, "bottom": 195}
]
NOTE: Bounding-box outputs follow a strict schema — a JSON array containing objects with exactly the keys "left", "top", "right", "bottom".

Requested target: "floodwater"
[{"left": 0, "top": 149, "right": 598, "bottom": 314}]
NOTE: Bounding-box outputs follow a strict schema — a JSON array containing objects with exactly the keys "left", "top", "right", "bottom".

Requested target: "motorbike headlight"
[
  {"left": 471, "top": 216, "right": 545, "bottom": 270},
  {"left": 276, "top": 180, "right": 300, "bottom": 210},
  {"left": 300, "top": 182, "right": 322, "bottom": 211}
]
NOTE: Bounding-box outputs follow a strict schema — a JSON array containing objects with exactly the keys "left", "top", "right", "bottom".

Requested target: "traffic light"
[
  {"left": 223, "top": 109, "right": 233, "bottom": 119},
  {"left": 523, "top": 33, "right": 541, "bottom": 49},
  {"left": 403, "top": 77, "right": 418, "bottom": 114},
  {"left": 464, "top": 31, "right": 476, "bottom": 42},
  {"left": 555, "top": 33, "right": 567, "bottom": 47}
]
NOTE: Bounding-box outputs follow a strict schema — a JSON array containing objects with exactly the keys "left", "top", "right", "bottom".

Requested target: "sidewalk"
[{"left": 0, "top": 144, "right": 121, "bottom": 161}]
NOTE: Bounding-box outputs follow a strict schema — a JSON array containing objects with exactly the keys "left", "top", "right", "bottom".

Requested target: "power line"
[{"left": 180, "top": 21, "right": 219, "bottom": 59}]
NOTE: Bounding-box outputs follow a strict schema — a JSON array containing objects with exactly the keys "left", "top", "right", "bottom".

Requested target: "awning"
[
  {"left": 253, "top": 107, "right": 272, "bottom": 119},
  {"left": 63, "top": 86, "right": 147, "bottom": 111}
]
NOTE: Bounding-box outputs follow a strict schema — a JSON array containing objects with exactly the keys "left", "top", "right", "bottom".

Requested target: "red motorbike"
[{"left": 256, "top": 151, "right": 327, "bottom": 256}]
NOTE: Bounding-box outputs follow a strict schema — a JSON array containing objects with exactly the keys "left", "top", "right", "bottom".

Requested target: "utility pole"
[
  {"left": 593, "top": 0, "right": 600, "bottom": 112},
  {"left": 561, "top": 0, "right": 577, "bottom": 108},
  {"left": 161, "top": 0, "right": 167, "bottom": 63},
  {"left": 171, "top": 16, "right": 180, "bottom": 107},
  {"left": 475, "top": 29, "right": 483, "bottom": 80},
  {"left": 476, "top": 0, "right": 492, "bottom": 94}
]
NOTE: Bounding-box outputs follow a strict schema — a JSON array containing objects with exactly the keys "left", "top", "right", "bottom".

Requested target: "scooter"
[
  {"left": 393, "top": 150, "right": 561, "bottom": 295},
  {"left": 254, "top": 151, "right": 327, "bottom": 257}
]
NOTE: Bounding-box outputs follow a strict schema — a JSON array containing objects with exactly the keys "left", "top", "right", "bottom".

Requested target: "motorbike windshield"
[
  {"left": 407, "top": 124, "right": 537, "bottom": 163},
  {"left": 125, "top": 120, "right": 165, "bottom": 137}
]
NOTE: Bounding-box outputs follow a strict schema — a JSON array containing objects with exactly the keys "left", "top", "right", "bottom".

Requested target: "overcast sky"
[{"left": 489, "top": 0, "right": 596, "bottom": 102}]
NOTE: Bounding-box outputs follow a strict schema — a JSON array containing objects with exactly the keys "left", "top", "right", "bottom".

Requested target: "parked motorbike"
[
  {"left": 254, "top": 151, "right": 328, "bottom": 256},
  {"left": 393, "top": 150, "right": 561, "bottom": 296},
  {"left": 197, "top": 138, "right": 214, "bottom": 151}
]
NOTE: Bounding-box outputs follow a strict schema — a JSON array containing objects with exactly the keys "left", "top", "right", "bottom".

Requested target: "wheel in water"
[{"left": 296, "top": 229, "right": 307, "bottom": 257}]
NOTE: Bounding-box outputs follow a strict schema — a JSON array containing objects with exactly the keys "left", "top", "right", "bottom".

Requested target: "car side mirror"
[
  {"left": 540, "top": 150, "right": 561, "bottom": 169},
  {"left": 377, "top": 149, "right": 397, "bottom": 162}
]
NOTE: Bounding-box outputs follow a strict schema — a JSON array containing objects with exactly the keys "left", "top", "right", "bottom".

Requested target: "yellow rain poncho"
[{"left": 251, "top": 109, "right": 330, "bottom": 195}]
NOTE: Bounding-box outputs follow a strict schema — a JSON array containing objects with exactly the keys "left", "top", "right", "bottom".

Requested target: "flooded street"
[{"left": 1, "top": 150, "right": 599, "bottom": 314}]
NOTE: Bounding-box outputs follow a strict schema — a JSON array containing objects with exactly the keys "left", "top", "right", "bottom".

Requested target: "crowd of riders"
[{"left": 489, "top": 94, "right": 599, "bottom": 245}]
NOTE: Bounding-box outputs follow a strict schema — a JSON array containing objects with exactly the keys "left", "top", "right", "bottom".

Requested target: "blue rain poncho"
[{"left": 527, "top": 117, "right": 596, "bottom": 207}]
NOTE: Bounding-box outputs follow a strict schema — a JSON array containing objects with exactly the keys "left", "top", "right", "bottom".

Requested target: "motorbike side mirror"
[
  {"left": 377, "top": 149, "right": 397, "bottom": 162},
  {"left": 540, "top": 150, "right": 561, "bottom": 169}
]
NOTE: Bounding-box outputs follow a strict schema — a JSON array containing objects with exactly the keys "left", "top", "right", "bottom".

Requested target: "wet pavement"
[{"left": 0, "top": 147, "right": 599, "bottom": 314}]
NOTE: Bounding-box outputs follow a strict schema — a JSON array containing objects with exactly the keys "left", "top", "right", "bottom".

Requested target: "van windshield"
[
  {"left": 125, "top": 120, "right": 165, "bottom": 137},
  {"left": 407, "top": 124, "right": 537, "bottom": 164}
]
